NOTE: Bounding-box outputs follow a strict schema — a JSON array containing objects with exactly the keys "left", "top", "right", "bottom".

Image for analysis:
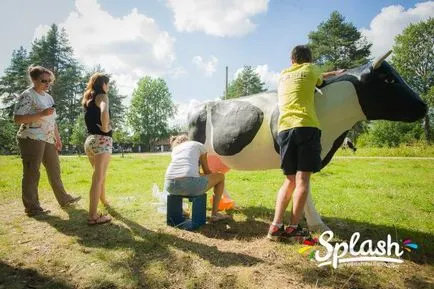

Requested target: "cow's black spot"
[
  {"left": 188, "top": 104, "right": 207, "bottom": 144},
  {"left": 211, "top": 101, "right": 263, "bottom": 156},
  {"left": 321, "top": 131, "right": 348, "bottom": 169},
  {"left": 270, "top": 105, "right": 280, "bottom": 154}
]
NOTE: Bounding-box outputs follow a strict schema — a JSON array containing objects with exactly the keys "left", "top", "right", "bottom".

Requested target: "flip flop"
[{"left": 88, "top": 214, "right": 112, "bottom": 226}]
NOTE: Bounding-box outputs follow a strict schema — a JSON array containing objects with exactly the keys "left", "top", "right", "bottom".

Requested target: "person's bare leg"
[
  {"left": 290, "top": 171, "right": 311, "bottom": 225},
  {"left": 100, "top": 180, "right": 109, "bottom": 206},
  {"left": 205, "top": 173, "right": 225, "bottom": 216},
  {"left": 99, "top": 154, "right": 111, "bottom": 206},
  {"left": 272, "top": 175, "right": 296, "bottom": 225},
  {"left": 88, "top": 153, "right": 110, "bottom": 220}
]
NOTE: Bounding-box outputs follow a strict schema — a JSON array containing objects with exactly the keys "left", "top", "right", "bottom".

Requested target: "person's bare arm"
[
  {"left": 14, "top": 107, "right": 55, "bottom": 124},
  {"left": 95, "top": 94, "right": 111, "bottom": 132},
  {"left": 199, "top": 153, "right": 212, "bottom": 175},
  {"left": 322, "top": 69, "right": 346, "bottom": 80},
  {"left": 54, "top": 123, "right": 62, "bottom": 151}
]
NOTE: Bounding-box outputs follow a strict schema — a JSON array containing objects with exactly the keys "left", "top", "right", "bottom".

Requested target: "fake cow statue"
[{"left": 187, "top": 51, "right": 427, "bottom": 232}]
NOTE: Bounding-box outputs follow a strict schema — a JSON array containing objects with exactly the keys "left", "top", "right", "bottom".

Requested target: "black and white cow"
[{"left": 187, "top": 51, "right": 427, "bottom": 231}]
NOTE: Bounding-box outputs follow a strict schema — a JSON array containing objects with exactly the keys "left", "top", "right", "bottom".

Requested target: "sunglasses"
[{"left": 40, "top": 79, "right": 52, "bottom": 84}]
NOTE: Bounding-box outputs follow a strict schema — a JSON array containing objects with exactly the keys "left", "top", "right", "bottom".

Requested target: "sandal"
[
  {"left": 88, "top": 214, "right": 112, "bottom": 226},
  {"left": 209, "top": 213, "right": 232, "bottom": 223}
]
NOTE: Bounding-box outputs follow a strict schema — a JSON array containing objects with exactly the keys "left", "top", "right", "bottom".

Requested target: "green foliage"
[
  {"left": 357, "top": 120, "right": 423, "bottom": 147},
  {"left": 0, "top": 115, "right": 18, "bottom": 154},
  {"left": 112, "top": 127, "right": 132, "bottom": 157},
  {"left": 128, "top": 76, "right": 175, "bottom": 150},
  {"left": 70, "top": 112, "right": 87, "bottom": 153},
  {"left": 392, "top": 18, "right": 434, "bottom": 143},
  {"left": 308, "top": 11, "right": 371, "bottom": 70},
  {"left": 0, "top": 47, "right": 31, "bottom": 115},
  {"left": 225, "top": 66, "right": 266, "bottom": 99}
]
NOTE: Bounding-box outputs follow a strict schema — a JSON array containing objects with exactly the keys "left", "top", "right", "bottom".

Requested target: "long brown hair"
[{"left": 82, "top": 72, "right": 110, "bottom": 108}]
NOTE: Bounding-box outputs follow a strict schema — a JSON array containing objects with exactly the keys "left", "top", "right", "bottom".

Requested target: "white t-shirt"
[
  {"left": 165, "top": 141, "right": 207, "bottom": 179},
  {"left": 14, "top": 88, "right": 57, "bottom": 144}
]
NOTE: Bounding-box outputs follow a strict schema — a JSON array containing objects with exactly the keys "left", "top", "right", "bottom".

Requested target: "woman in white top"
[
  {"left": 164, "top": 134, "right": 231, "bottom": 222},
  {"left": 13, "top": 66, "right": 81, "bottom": 216}
]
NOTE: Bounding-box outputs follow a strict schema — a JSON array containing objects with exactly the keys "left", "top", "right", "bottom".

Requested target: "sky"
[{"left": 0, "top": 0, "right": 433, "bottom": 127}]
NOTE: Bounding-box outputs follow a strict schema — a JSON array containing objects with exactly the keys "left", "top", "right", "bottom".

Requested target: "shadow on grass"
[
  {"left": 33, "top": 206, "right": 261, "bottom": 271},
  {"left": 0, "top": 261, "right": 74, "bottom": 289},
  {"left": 199, "top": 206, "right": 434, "bottom": 265}
]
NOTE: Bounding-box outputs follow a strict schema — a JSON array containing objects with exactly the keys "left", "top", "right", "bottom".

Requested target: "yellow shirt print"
[{"left": 277, "top": 63, "right": 323, "bottom": 132}]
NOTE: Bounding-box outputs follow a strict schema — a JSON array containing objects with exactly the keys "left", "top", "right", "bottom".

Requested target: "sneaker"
[
  {"left": 26, "top": 208, "right": 51, "bottom": 217},
  {"left": 282, "top": 225, "right": 310, "bottom": 238},
  {"left": 61, "top": 196, "right": 81, "bottom": 207},
  {"left": 267, "top": 224, "right": 285, "bottom": 241}
]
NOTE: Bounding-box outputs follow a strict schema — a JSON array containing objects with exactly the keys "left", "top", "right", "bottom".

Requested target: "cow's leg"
[{"left": 304, "top": 189, "right": 330, "bottom": 232}]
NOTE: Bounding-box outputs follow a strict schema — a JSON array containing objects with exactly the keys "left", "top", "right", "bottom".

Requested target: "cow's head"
[{"left": 328, "top": 51, "right": 427, "bottom": 122}]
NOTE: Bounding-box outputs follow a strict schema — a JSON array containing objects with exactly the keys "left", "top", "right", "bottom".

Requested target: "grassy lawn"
[{"left": 0, "top": 153, "right": 433, "bottom": 289}]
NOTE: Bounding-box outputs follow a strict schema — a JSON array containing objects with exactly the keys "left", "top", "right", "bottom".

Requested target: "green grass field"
[{"left": 0, "top": 152, "right": 433, "bottom": 289}]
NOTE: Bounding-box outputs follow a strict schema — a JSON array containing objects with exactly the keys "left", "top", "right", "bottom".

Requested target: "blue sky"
[{"left": 0, "top": 0, "right": 433, "bottom": 126}]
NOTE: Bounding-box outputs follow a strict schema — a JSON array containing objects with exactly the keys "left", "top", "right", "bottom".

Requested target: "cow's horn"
[{"left": 372, "top": 50, "right": 392, "bottom": 70}]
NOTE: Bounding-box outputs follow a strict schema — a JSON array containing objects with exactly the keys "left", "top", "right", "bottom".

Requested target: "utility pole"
[{"left": 225, "top": 66, "right": 228, "bottom": 100}]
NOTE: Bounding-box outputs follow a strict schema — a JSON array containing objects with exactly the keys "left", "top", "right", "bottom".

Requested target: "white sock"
[{"left": 272, "top": 222, "right": 283, "bottom": 228}]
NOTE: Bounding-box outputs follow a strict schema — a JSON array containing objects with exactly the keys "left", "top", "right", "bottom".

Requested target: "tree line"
[
  {"left": 0, "top": 13, "right": 433, "bottom": 154},
  {"left": 0, "top": 24, "right": 176, "bottom": 154}
]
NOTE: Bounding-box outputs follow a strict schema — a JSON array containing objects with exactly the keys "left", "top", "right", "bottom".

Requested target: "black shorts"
[{"left": 277, "top": 127, "right": 322, "bottom": 175}]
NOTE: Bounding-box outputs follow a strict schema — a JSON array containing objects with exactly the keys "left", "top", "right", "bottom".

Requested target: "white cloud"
[
  {"left": 253, "top": 65, "right": 279, "bottom": 90},
  {"left": 166, "top": 0, "right": 269, "bottom": 37},
  {"left": 360, "top": 1, "right": 434, "bottom": 58},
  {"left": 192, "top": 55, "right": 218, "bottom": 77},
  {"left": 33, "top": 0, "right": 181, "bottom": 99},
  {"left": 169, "top": 99, "right": 204, "bottom": 129},
  {"left": 234, "top": 64, "right": 279, "bottom": 90}
]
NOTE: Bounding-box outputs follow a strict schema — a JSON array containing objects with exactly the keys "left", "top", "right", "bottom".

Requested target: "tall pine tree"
[
  {"left": 308, "top": 11, "right": 371, "bottom": 70},
  {"left": 226, "top": 66, "right": 266, "bottom": 99},
  {"left": 0, "top": 47, "right": 31, "bottom": 115}
]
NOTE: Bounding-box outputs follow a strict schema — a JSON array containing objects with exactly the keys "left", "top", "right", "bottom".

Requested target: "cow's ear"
[{"left": 373, "top": 50, "right": 392, "bottom": 70}]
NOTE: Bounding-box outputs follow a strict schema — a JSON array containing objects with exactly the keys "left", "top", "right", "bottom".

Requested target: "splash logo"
[
  {"left": 401, "top": 239, "right": 418, "bottom": 252},
  {"left": 300, "top": 231, "right": 418, "bottom": 269}
]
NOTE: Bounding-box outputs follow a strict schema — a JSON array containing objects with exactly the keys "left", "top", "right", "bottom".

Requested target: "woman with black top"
[{"left": 82, "top": 73, "right": 112, "bottom": 225}]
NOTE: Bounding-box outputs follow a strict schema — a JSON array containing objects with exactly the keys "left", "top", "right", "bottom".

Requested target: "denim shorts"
[{"left": 164, "top": 177, "right": 209, "bottom": 197}]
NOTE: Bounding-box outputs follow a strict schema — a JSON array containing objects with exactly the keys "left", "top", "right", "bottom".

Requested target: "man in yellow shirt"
[{"left": 268, "top": 45, "right": 344, "bottom": 241}]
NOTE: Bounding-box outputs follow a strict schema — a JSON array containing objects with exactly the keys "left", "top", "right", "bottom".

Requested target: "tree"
[
  {"left": 392, "top": 18, "right": 434, "bottom": 143},
  {"left": 0, "top": 109, "right": 19, "bottom": 154},
  {"left": 128, "top": 76, "right": 176, "bottom": 151},
  {"left": 359, "top": 120, "right": 423, "bottom": 147},
  {"left": 308, "top": 11, "right": 371, "bottom": 70},
  {"left": 112, "top": 128, "right": 131, "bottom": 158},
  {"left": 70, "top": 112, "right": 87, "bottom": 155},
  {"left": 29, "top": 24, "right": 84, "bottom": 143},
  {"left": 0, "top": 47, "right": 31, "bottom": 116},
  {"left": 225, "top": 66, "right": 266, "bottom": 99}
]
